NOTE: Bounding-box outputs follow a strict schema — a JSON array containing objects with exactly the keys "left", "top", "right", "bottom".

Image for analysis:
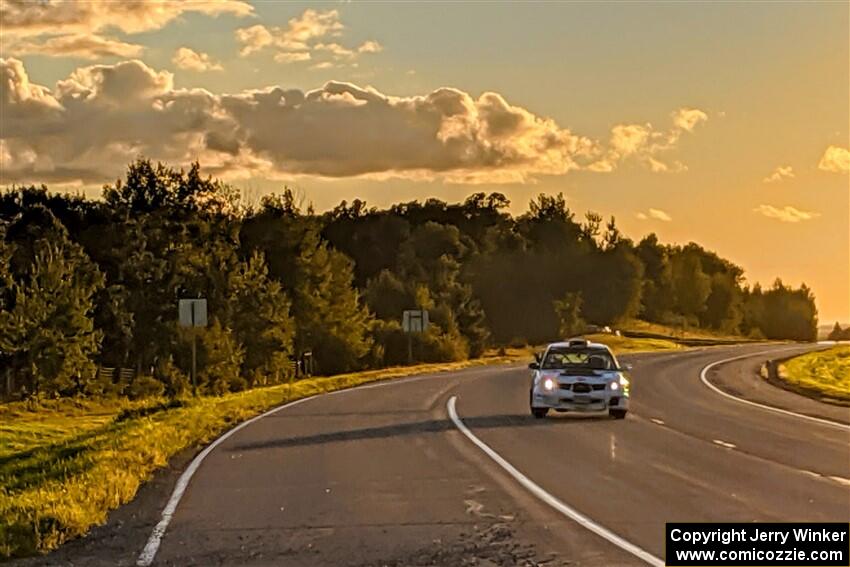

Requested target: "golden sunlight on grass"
[{"left": 779, "top": 346, "right": 850, "bottom": 403}]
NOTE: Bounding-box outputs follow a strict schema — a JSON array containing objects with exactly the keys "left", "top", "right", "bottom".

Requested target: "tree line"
[
  {"left": 827, "top": 323, "right": 850, "bottom": 341},
  {"left": 0, "top": 160, "right": 818, "bottom": 399}
]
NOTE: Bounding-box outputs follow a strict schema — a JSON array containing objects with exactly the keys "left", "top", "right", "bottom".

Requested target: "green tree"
[
  {"left": 226, "top": 252, "right": 295, "bottom": 384},
  {"left": 636, "top": 234, "right": 673, "bottom": 322},
  {"left": 671, "top": 251, "right": 711, "bottom": 321},
  {"left": 293, "top": 231, "right": 373, "bottom": 374},
  {"left": 0, "top": 210, "right": 104, "bottom": 396},
  {"left": 553, "top": 291, "right": 585, "bottom": 338},
  {"left": 195, "top": 319, "right": 245, "bottom": 394}
]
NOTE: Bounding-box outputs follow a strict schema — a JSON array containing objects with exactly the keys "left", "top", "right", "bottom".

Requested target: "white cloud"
[
  {"left": 588, "top": 107, "right": 707, "bottom": 173},
  {"left": 672, "top": 108, "right": 708, "bottom": 132},
  {"left": 0, "top": 0, "right": 251, "bottom": 61},
  {"left": 636, "top": 208, "right": 672, "bottom": 222},
  {"left": 763, "top": 165, "right": 794, "bottom": 183},
  {"left": 6, "top": 33, "right": 144, "bottom": 59},
  {"left": 236, "top": 9, "right": 342, "bottom": 56},
  {"left": 0, "top": 0, "right": 253, "bottom": 36},
  {"left": 649, "top": 208, "right": 672, "bottom": 221},
  {"left": 0, "top": 58, "right": 709, "bottom": 187},
  {"left": 284, "top": 8, "right": 343, "bottom": 44},
  {"left": 358, "top": 41, "right": 383, "bottom": 54},
  {"left": 754, "top": 204, "right": 820, "bottom": 223},
  {"left": 818, "top": 145, "right": 850, "bottom": 174},
  {"left": 610, "top": 124, "right": 652, "bottom": 156},
  {"left": 314, "top": 43, "right": 357, "bottom": 60},
  {"left": 236, "top": 9, "right": 380, "bottom": 67},
  {"left": 172, "top": 47, "right": 223, "bottom": 72},
  {"left": 235, "top": 25, "right": 275, "bottom": 56},
  {"left": 274, "top": 52, "right": 312, "bottom": 64}
]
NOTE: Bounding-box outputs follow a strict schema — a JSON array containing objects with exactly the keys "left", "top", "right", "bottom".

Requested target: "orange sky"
[{"left": 1, "top": 2, "right": 847, "bottom": 321}]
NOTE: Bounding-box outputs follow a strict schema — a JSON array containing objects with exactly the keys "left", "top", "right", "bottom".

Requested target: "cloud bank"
[{"left": 0, "top": 57, "right": 707, "bottom": 186}]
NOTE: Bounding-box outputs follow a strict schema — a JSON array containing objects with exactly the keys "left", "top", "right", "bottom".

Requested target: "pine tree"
[{"left": 827, "top": 322, "right": 844, "bottom": 341}]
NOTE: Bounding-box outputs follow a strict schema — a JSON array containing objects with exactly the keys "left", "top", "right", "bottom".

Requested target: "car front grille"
[{"left": 561, "top": 382, "right": 606, "bottom": 393}]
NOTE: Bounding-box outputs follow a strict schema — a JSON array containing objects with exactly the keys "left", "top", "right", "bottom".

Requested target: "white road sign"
[
  {"left": 402, "top": 310, "right": 429, "bottom": 333},
  {"left": 178, "top": 298, "right": 208, "bottom": 328}
]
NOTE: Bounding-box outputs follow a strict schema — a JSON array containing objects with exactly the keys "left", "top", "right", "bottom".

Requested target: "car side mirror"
[
  {"left": 528, "top": 362, "right": 540, "bottom": 370},
  {"left": 620, "top": 363, "right": 633, "bottom": 371}
]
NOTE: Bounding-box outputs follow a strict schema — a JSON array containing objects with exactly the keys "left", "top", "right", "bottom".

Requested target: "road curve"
[{"left": 133, "top": 344, "right": 849, "bottom": 566}]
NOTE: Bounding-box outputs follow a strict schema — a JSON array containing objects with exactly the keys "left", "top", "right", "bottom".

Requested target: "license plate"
[{"left": 573, "top": 395, "right": 592, "bottom": 404}]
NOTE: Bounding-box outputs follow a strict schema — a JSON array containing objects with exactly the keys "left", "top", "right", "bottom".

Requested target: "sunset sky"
[{"left": 1, "top": 1, "right": 848, "bottom": 322}]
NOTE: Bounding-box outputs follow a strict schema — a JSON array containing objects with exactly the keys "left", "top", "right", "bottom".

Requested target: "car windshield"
[{"left": 541, "top": 347, "right": 616, "bottom": 370}]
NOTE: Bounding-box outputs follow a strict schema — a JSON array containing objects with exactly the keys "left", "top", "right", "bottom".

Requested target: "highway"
[{"left": 142, "top": 343, "right": 849, "bottom": 566}]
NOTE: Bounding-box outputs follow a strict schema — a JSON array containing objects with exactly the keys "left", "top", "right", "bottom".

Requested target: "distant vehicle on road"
[{"left": 529, "top": 338, "right": 630, "bottom": 419}]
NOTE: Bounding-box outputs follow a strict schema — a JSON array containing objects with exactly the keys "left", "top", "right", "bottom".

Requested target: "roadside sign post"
[
  {"left": 402, "top": 310, "right": 429, "bottom": 365},
  {"left": 179, "top": 298, "right": 207, "bottom": 396}
]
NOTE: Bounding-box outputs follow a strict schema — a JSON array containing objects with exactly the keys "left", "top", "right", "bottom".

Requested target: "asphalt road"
[{"left": 130, "top": 342, "right": 850, "bottom": 567}]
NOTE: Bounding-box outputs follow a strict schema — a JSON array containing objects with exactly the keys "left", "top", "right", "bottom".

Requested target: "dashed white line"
[
  {"left": 446, "top": 396, "right": 664, "bottom": 567},
  {"left": 712, "top": 439, "right": 736, "bottom": 449}
]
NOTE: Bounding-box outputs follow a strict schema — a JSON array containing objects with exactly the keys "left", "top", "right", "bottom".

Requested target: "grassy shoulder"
[
  {"left": 0, "top": 336, "right": 677, "bottom": 559},
  {"left": 777, "top": 345, "right": 850, "bottom": 403},
  {"left": 585, "top": 333, "right": 684, "bottom": 353},
  {"left": 617, "top": 319, "right": 747, "bottom": 341}
]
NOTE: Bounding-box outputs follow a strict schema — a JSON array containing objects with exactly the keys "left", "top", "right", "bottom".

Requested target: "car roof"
[{"left": 545, "top": 339, "right": 610, "bottom": 351}]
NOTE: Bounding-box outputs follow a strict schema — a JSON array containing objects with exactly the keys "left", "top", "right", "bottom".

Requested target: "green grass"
[
  {"left": 585, "top": 333, "right": 683, "bottom": 353},
  {"left": 0, "top": 335, "right": 680, "bottom": 559},
  {"left": 778, "top": 346, "right": 850, "bottom": 402}
]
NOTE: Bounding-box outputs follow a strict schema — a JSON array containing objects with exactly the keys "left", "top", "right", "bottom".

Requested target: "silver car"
[{"left": 529, "top": 338, "right": 630, "bottom": 419}]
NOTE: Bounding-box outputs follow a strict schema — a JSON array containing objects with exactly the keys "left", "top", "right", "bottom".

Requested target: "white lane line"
[
  {"left": 137, "top": 365, "right": 516, "bottom": 567},
  {"left": 698, "top": 348, "right": 850, "bottom": 431},
  {"left": 712, "top": 439, "right": 736, "bottom": 449},
  {"left": 650, "top": 418, "right": 665, "bottom": 426},
  {"left": 446, "top": 396, "right": 664, "bottom": 567}
]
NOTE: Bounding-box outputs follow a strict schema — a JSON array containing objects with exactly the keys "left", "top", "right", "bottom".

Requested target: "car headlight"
[
  {"left": 610, "top": 381, "right": 619, "bottom": 390},
  {"left": 543, "top": 377, "right": 556, "bottom": 391}
]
